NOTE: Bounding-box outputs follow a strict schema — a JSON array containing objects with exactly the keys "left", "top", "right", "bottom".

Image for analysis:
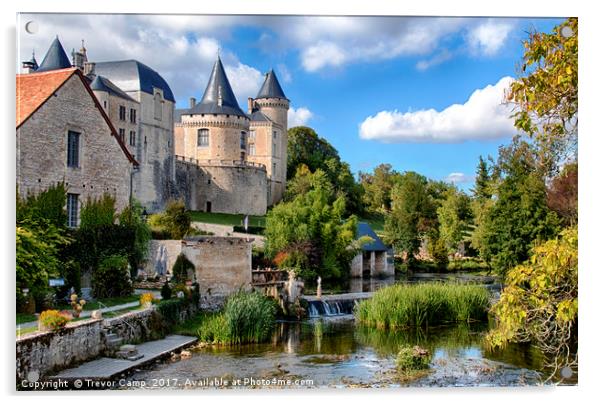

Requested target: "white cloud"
[
  {"left": 288, "top": 107, "right": 313, "bottom": 127},
  {"left": 224, "top": 63, "right": 263, "bottom": 104},
  {"left": 17, "top": 14, "right": 261, "bottom": 107},
  {"left": 301, "top": 41, "right": 348, "bottom": 72},
  {"left": 359, "top": 76, "right": 515, "bottom": 143},
  {"left": 468, "top": 19, "right": 515, "bottom": 56},
  {"left": 277, "top": 64, "right": 292, "bottom": 83},
  {"left": 416, "top": 49, "right": 453, "bottom": 71},
  {"left": 445, "top": 172, "right": 473, "bottom": 184}
]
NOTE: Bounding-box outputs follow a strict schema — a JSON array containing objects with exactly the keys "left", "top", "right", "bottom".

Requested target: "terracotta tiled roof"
[
  {"left": 16, "top": 68, "right": 138, "bottom": 166},
  {"left": 16, "top": 67, "right": 76, "bottom": 127}
]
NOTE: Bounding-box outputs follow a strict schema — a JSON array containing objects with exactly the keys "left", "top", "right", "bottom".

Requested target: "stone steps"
[{"left": 114, "top": 344, "right": 144, "bottom": 361}]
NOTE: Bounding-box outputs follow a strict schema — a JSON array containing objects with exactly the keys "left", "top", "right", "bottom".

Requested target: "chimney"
[
  {"left": 84, "top": 62, "right": 96, "bottom": 77},
  {"left": 189, "top": 97, "right": 196, "bottom": 109},
  {"left": 21, "top": 61, "right": 36, "bottom": 74},
  {"left": 247, "top": 97, "right": 254, "bottom": 113}
]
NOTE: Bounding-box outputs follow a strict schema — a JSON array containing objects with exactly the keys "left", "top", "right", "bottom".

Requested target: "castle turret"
[
  {"left": 36, "top": 36, "right": 72, "bottom": 72},
  {"left": 181, "top": 56, "right": 250, "bottom": 162},
  {"left": 250, "top": 69, "right": 290, "bottom": 205},
  {"left": 21, "top": 51, "right": 38, "bottom": 74}
]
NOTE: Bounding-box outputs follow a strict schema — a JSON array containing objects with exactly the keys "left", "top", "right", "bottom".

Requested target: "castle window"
[
  {"left": 154, "top": 92, "right": 162, "bottom": 121},
  {"left": 119, "top": 105, "right": 126, "bottom": 121},
  {"left": 197, "top": 128, "right": 209, "bottom": 147},
  {"left": 67, "top": 130, "right": 80, "bottom": 168},
  {"left": 249, "top": 130, "right": 256, "bottom": 141},
  {"left": 240, "top": 131, "right": 247, "bottom": 150},
  {"left": 273, "top": 130, "right": 278, "bottom": 139},
  {"left": 129, "top": 131, "right": 136, "bottom": 146},
  {"left": 119, "top": 128, "right": 125, "bottom": 142},
  {"left": 130, "top": 108, "right": 137, "bottom": 123},
  {"left": 240, "top": 151, "right": 246, "bottom": 161},
  {"left": 273, "top": 162, "right": 277, "bottom": 175},
  {"left": 67, "top": 193, "right": 79, "bottom": 228},
  {"left": 273, "top": 142, "right": 277, "bottom": 155},
  {"left": 249, "top": 144, "right": 256, "bottom": 156}
]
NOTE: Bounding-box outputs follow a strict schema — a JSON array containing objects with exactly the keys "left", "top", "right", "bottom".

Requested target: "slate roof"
[
  {"left": 36, "top": 37, "right": 72, "bottom": 73},
  {"left": 188, "top": 57, "right": 247, "bottom": 118},
  {"left": 90, "top": 75, "right": 138, "bottom": 103},
  {"left": 357, "top": 222, "right": 388, "bottom": 252},
  {"left": 16, "top": 68, "right": 138, "bottom": 166},
  {"left": 93, "top": 60, "right": 175, "bottom": 102},
  {"left": 256, "top": 69, "right": 287, "bottom": 100},
  {"left": 247, "top": 110, "right": 272, "bottom": 122}
]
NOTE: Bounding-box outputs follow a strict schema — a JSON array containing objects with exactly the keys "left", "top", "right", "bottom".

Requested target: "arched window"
[
  {"left": 154, "top": 92, "right": 162, "bottom": 120},
  {"left": 197, "top": 128, "right": 209, "bottom": 147}
]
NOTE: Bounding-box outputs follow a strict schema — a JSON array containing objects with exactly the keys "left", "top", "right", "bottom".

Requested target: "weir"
[{"left": 303, "top": 292, "right": 373, "bottom": 318}]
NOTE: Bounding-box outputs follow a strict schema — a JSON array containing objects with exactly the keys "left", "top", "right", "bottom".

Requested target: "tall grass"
[
  {"left": 176, "top": 291, "right": 277, "bottom": 345},
  {"left": 355, "top": 283, "right": 490, "bottom": 329}
]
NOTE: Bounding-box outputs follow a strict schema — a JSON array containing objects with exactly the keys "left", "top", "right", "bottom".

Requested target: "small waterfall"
[{"left": 307, "top": 299, "right": 357, "bottom": 318}]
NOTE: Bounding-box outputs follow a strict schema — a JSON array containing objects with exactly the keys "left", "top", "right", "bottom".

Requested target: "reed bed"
[{"left": 354, "top": 283, "right": 490, "bottom": 329}]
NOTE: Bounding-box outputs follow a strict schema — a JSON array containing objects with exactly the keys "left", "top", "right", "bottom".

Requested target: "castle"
[{"left": 18, "top": 36, "right": 289, "bottom": 217}]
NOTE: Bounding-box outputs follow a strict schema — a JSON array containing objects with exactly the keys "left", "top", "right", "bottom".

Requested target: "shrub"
[
  {"left": 429, "top": 237, "right": 449, "bottom": 271},
  {"left": 70, "top": 294, "right": 86, "bottom": 318},
  {"left": 160, "top": 281, "right": 172, "bottom": 300},
  {"left": 172, "top": 253, "right": 194, "bottom": 283},
  {"left": 156, "top": 298, "right": 188, "bottom": 326},
  {"left": 39, "top": 309, "right": 70, "bottom": 331},
  {"left": 149, "top": 200, "right": 192, "bottom": 240},
  {"left": 196, "top": 313, "right": 230, "bottom": 343},
  {"left": 396, "top": 345, "right": 431, "bottom": 375},
  {"left": 92, "top": 255, "right": 133, "bottom": 298},
  {"left": 355, "top": 283, "right": 490, "bottom": 329},
  {"left": 140, "top": 292, "right": 155, "bottom": 306},
  {"left": 224, "top": 290, "right": 277, "bottom": 344}
]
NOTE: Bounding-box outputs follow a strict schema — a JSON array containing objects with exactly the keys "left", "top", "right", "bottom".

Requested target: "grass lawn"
[
  {"left": 16, "top": 313, "right": 37, "bottom": 325},
  {"left": 189, "top": 211, "right": 266, "bottom": 227}
]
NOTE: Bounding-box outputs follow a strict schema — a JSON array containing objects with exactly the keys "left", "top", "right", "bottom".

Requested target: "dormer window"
[{"left": 240, "top": 131, "right": 247, "bottom": 150}]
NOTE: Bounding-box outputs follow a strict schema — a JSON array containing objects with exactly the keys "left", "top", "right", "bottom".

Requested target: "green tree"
[
  {"left": 507, "top": 18, "right": 578, "bottom": 175},
  {"left": 265, "top": 174, "right": 358, "bottom": 280},
  {"left": 287, "top": 126, "right": 363, "bottom": 215},
  {"left": 385, "top": 172, "right": 437, "bottom": 264},
  {"left": 486, "top": 227, "right": 577, "bottom": 378},
  {"left": 472, "top": 156, "right": 492, "bottom": 200},
  {"left": 287, "top": 126, "right": 340, "bottom": 180},
  {"left": 437, "top": 187, "right": 472, "bottom": 253},
  {"left": 359, "top": 163, "right": 401, "bottom": 214},
  {"left": 476, "top": 140, "right": 561, "bottom": 276},
  {"left": 119, "top": 200, "right": 152, "bottom": 276}
]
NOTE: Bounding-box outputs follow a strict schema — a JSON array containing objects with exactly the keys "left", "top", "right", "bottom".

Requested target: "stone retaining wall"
[{"left": 16, "top": 301, "right": 199, "bottom": 384}]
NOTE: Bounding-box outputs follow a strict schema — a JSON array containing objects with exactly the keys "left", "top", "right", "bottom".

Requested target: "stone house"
[
  {"left": 16, "top": 65, "right": 138, "bottom": 225},
  {"left": 350, "top": 222, "right": 394, "bottom": 278},
  {"left": 21, "top": 37, "right": 176, "bottom": 213}
]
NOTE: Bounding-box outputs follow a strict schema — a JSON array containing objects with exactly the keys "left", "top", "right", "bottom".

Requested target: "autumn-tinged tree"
[
  {"left": 507, "top": 17, "right": 578, "bottom": 175},
  {"left": 547, "top": 162, "right": 578, "bottom": 227},
  {"left": 486, "top": 227, "right": 578, "bottom": 379}
]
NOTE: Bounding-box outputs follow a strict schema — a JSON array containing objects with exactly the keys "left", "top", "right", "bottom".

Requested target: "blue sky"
[{"left": 18, "top": 15, "right": 565, "bottom": 191}]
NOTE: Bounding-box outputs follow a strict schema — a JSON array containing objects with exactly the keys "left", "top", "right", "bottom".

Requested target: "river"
[{"left": 122, "top": 273, "right": 576, "bottom": 389}]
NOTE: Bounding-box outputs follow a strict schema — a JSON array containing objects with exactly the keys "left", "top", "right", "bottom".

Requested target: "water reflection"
[{"left": 126, "top": 319, "right": 561, "bottom": 389}]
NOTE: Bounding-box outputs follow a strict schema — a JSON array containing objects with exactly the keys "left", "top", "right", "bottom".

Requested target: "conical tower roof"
[
  {"left": 256, "top": 69, "right": 287, "bottom": 100},
  {"left": 189, "top": 57, "right": 246, "bottom": 117},
  {"left": 36, "top": 37, "right": 72, "bottom": 72}
]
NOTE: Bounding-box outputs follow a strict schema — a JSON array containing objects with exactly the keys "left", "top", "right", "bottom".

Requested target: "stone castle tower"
[
  {"left": 174, "top": 58, "right": 289, "bottom": 214},
  {"left": 247, "top": 70, "right": 290, "bottom": 205}
]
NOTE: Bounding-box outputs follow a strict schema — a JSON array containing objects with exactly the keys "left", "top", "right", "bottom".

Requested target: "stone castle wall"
[
  {"left": 175, "top": 158, "right": 267, "bottom": 215},
  {"left": 181, "top": 236, "right": 252, "bottom": 299},
  {"left": 16, "top": 74, "right": 132, "bottom": 213},
  {"left": 129, "top": 90, "right": 175, "bottom": 213}
]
